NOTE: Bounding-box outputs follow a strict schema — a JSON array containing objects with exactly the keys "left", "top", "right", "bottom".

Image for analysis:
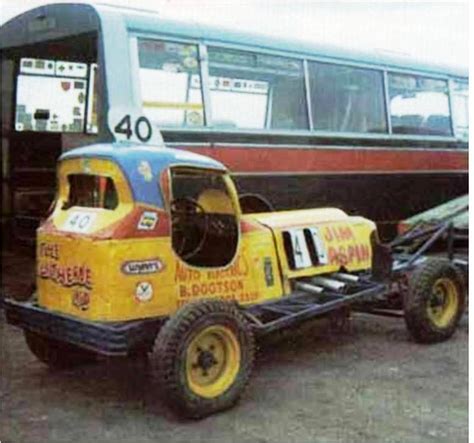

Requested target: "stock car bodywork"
[
  {"left": 4, "top": 143, "right": 465, "bottom": 418},
  {"left": 32, "top": 142, "right": 377, "bottom": 321}
]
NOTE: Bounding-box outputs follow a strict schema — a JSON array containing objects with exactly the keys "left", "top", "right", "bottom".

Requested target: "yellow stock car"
[{"left": 5, "top": 143, "right": 465, "bottom": 418}]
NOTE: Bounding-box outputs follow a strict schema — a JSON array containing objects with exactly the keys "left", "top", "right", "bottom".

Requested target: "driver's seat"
[{"left": 197, "top": 189, "right": 234, "bottom": 214}]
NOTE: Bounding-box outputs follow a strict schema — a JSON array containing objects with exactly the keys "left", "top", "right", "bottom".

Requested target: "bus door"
[{"left": 1, "top": 31, "right": 101, "bottom": 248}]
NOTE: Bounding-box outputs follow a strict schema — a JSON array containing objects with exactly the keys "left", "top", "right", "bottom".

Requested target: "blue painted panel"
[{"left": 60, "top": 142, "right": 227, "bottom": 207}]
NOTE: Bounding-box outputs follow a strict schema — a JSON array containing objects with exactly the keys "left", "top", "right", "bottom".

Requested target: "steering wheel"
[{"left": 170, "top": 197, "right": 210, "bottom": 260}]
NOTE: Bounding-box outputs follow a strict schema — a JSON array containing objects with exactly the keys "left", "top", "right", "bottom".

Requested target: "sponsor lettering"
[
  {"left": 121, "top": 258, "right": 164, "bottom": 275},
  {"left": 323, "top": 226, "right": 355, "bottom": 242},
  {"left": 174, "top": 257, "right": 258, "bottom": 304},
  {"left": 38, "top": 242, "right": 93, "bottom": 289},
  {"left": 177, "top": 292, "right": 258, "bottom": 308},
  {"left": 39, "top": 262, "right": 93, "bottom": 289},
  {"left": 327, "top": 243, "right": 371, "bottom": 266},
  {"left": 39, "top": 242, "right": 60, "bottom": 260},
  {"left": 179, "top": 279, "right": 244, "bottom": 298},
  {"left": 174, "top": 257, "right": 249, "bottom": 283}
]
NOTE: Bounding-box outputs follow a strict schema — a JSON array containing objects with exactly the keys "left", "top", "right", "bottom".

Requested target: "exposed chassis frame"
[{"left": 243, "top": 221, "right": 467, "bottom": 332}]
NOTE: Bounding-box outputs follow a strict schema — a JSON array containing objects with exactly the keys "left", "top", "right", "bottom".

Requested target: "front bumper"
[{"left": 4, "top": 298, "right": 163, "bottom": 356}]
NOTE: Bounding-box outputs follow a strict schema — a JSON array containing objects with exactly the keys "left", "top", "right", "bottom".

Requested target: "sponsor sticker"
[
  {"left": 72, "top": 289, "right": 90, "bottom": 311},
  {"left": 138, "top": 160, "right": 153, "bottom": 182},
  {"left": 135, "top": 281, "right": 153, "bottom": 302},
  {"left": 137, "top": 211, "right": 158, "bottom": 230},
  {"left": 121, "top": 258, "right": 164, "bottom": 275},
  {"left": 263, "top": 257, "right": 274, "bottom": 287},
  {"left": 82, "top": 158, "right": 92, "bottom": 173}
]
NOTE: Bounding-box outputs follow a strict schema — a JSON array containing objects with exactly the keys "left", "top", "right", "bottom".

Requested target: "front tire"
[
  {"left": 153, "top": 300, "right": 255, "bottom": 418},
  {"left": 404, "top": 258, "right": 465, "bottom": 343},
  {"left": 24, "top": 330, "right": 96, "bottom": 369}
]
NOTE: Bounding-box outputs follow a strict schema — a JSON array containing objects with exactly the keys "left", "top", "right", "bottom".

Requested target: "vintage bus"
[{"left": 0, "top": 3, "right": 468, "bottom": 247}]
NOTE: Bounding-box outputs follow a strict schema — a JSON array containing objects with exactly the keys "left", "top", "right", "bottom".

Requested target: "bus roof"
[{"left": 0, "top": 2, "right": 468, "bottom": 79}]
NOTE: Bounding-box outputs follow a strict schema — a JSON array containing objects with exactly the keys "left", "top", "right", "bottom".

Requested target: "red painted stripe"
[
  {"left": 182, "top": 146, "right": 468, "bottom": 173},
  {"left": 102, "top": 207, "right": 170, "bottom": 239}
]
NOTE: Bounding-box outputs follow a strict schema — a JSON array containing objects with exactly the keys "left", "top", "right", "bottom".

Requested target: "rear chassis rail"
[{"left": 4, "top": 298, "right": 163, "bottom": 356}]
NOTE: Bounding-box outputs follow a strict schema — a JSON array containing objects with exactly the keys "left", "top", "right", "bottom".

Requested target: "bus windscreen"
[{"left": 15, "top": 58, "right": 98, "bottom": 134}]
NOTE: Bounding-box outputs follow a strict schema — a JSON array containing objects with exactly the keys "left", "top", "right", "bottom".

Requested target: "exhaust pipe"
[
  {"left": 332, "top": 272, "right": 359, "bottom": 283},
  {"left": 311, "top": 276, "right": 346, "bottom": 292},
  {"left": 294, "top": 281, "right": 324, "bottom": 294}
]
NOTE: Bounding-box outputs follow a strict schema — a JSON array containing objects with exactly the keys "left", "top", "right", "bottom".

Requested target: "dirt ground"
[{"left": 0, "top": 303, "right": 468, "bottom": 443}]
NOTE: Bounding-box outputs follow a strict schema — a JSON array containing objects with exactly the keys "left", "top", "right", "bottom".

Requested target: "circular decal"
[{"left": 135, "top": 281, "right": 153, "bottom": 302}]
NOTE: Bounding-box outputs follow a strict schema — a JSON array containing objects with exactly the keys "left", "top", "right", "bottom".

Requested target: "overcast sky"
[{"left": 0, "top": 0, "right": 469, "bottom": 70}]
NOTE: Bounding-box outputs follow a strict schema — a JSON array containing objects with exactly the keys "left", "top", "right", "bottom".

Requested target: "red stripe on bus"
[{"left": 183, "top": 146, "right": 467, "bottom": 173}]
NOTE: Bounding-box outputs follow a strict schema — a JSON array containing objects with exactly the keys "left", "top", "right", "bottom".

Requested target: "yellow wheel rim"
[
  {"left": 427, "top": 278, "right": 459, "bottom": 328},
  {"left": 186, "top": 325, "right": 241, "bottom": 398}
]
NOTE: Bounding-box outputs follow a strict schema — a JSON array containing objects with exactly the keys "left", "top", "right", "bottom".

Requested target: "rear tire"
[
  {"left": 24, "top": 330, "right": 96, "bottom": 369},
  {"left": 404, "top": 258, "right": 465, "bottom": 343},
  {"left": 153, "top": 300, "right": 255, "bottom": 418}
]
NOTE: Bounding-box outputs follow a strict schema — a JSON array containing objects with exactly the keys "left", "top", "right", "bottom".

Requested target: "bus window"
[
  {"left": 15, "top": 58, "right": 98, "bottom": 134},
  {"left": 207, "top": 47, "right": 308, "bottom": 130},
  {"left": 388, "top": 74, "right": 452, "bottom": 136},
  {"left": 138, "top": 39, "right": 204, "bottom": 128},
  {"left": 308, "top": 62, "right": 387, "bottom": 134},
  {"left": 451, "top": 80, "right": 468, "bottom": 141}
]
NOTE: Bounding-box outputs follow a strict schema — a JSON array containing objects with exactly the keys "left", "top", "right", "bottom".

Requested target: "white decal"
[
  {"left": 209, "top": 76, "right": 269, "bottom": 94},
  {"left": 108, "top": 108, "right": 164, "bottom": 145},
  {"left": 62, "top": 211, "right": 96, "bottom": 233},
  {"left": 137, "top": 211, "right": 158, "bottom": 230},
  {"left": 138, "top": 160, "right": 153, "bottom": 182},
  {"left": 135, "top": 281, "right": 153, "bottom": 302},
  {"left": 122, "top": 259, "right": 164, "bottom": 275},
  {"left": 287, "top": 228, "right": 312, "bottom": 269},
  {"left": 81, "top": 158, "right": 92, "bottom": 173},
  {"left": 308, "top": 227, "right": 329, "bottom": 265}
]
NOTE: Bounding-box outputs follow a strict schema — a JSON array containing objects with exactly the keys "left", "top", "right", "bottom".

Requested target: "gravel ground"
[{"left": 0, "top": 307, "right": 468, "bottom": 443}]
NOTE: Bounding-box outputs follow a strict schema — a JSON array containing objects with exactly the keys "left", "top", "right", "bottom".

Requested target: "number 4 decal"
[
  {"left": 287, "top": 229, "right": 312, "bottom": 269},
  {"left": 308, "top": 227, "right": 328, "bottom": 265}
]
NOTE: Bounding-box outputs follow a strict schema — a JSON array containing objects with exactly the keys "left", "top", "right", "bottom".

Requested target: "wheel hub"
[
  {"left": 186, "top": 325, "right": 241, "bottom": 398},
  {"left": 427, "top": 278, "right": 459, "bottom": 328},
  {"left": 195, "top": 348, "right": 218, "bottom": 373}
]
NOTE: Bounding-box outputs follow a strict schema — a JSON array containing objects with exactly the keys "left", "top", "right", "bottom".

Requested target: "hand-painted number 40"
[{"left": 114, "top": 115, "right": 152, "bottom": 142}]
